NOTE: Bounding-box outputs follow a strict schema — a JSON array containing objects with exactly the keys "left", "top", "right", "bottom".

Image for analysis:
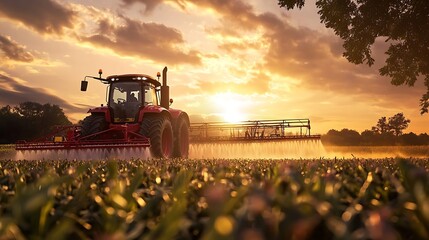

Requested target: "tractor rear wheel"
[
  {"left": 140, "top": 115, "right": 173, "bottom": 158},
  {"left": 80, "top": 115, "right": 108, "bottom": 139},
  {"left": 173, "top": 117, "right": 189, "bottom": 158}
]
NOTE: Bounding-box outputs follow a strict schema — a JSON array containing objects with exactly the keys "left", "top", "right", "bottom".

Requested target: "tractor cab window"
[
  {"left": 144, "top": 85, "right": 157, "bottom": 106},
  {"left": 110, "top": 82, "right": 141, "bottom": 104},
  {"left": 109, "top": 81, "right": 142, "bottom": 123}
]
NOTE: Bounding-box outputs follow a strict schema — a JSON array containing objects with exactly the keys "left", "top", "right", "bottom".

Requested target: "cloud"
[
  {"left": 178, "top": 0, "right": 267, "bottom": 32},
  {"left": 0, "top": 73, "right": 85, "bottom": 113},
  {"left": 196, "top": 72, "right": 270, "bottom": 95},
  {"left": 121, "top": 0, "right": 163, "bottom": 13},
  {"left": 0, "top": 1, "right": 201, "bottom": 66},
  {"left": 83, "top": 15, "right": 201, "bottom": 66},
  {"left": 0, "top": 0, "right": 76, "bottom": 35},
  {"left": 0, "top": 35, "right": 34, "bottom": 62},
  {"left": 174, "top": 0, "right": 422, "bottom": 110},
  {"left": 261, "top": 22, "right": 423, "bottom": 108},
  {"left": 189, "top": 114, "right": 223, "bottom": 123}
]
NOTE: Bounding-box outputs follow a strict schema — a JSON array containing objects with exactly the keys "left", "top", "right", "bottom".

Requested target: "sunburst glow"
[{"left": 211, "top": 92, "right": 249, "bottom": 123}]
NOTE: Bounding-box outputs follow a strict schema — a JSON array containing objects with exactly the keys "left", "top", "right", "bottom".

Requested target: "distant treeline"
[
  {"left": 321, "top": 112, "right": 429, "bottom": 146},
  {"left": 0, "top": 102, "right": 71, "bottom": 144},
  {"left": 321, "top": 129, "right": 429, "bottom": 146}
]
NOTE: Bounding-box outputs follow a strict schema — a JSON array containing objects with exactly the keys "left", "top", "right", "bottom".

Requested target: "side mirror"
[
  {"left": 81, "top": 80, "right": 88, "bottom": 91},
  {"left": 169, "top": 98, "right": 174, "bottom": 106}
]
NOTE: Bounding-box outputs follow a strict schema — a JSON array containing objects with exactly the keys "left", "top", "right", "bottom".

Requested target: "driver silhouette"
[{"left": 129, "top": 92, "right": 138, "bottom": 102}]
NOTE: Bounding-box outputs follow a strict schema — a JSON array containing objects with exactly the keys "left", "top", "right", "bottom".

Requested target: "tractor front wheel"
[
  {"left": 140, "top": 115, "right": 173, "bottom": 158},
  {"left": 80, "top": 115, "right": 107, "bottom": 139}
]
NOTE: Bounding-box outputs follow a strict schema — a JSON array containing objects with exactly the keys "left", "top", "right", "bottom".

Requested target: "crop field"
[
  {"left": 323, "top": 145, "right": 429, "bottom": 159},
  {"left": 0, "top": 157, "right": 428, "bottom": 240},
  {"left": 0, "top": 145, "right": 13, "bottom": 158}
]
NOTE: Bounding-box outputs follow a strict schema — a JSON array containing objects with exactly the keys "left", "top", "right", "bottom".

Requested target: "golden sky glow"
[{"left": 0, "top": 0, "right": 427, "bottom": 134}]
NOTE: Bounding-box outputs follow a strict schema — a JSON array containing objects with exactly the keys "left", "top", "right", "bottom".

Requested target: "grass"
[{"left": 0, "top": 158, "right": 428, "bottom": 239}]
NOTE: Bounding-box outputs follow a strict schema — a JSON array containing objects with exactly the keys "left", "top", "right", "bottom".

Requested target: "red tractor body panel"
[
  {"left": 87, "top": 104, "right": 183, "bottom": 127},
  {"left": 138, "top": 105, "right": 167, "bottom": 122},
  {"left": 168, "top": 108, "right": 184, "bottom": 120},
  {"left": 88, "top": 106, "right": 111, "bottom": 123}
]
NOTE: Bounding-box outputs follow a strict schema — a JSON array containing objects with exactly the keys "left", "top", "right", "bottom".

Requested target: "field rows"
[{"left": 0, "top": 158, "right": 428, "bottom": 239}]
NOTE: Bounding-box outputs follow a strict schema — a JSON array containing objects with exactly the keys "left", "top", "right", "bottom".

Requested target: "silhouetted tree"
[
  {"left": 322, "top": 129, "right": 341, "bottom": 145},
  {"left": 400, "top": 132, "right": 422, "bottom": 145},
  {"left": 361, "top": 129, "right": 377, "bottom": 145},
  {"left": 388, "top": 112, "right": 410, "bottom": 136},
  {"left": 322, "top": 128, "right": 361, "bottom": 145},
  {"left": 322, "top": 127, "right": 428, "bottom": 145},
  {"left": 323, "top": 113, "right": 420, "bottom": 145},
  {"left": 278, "top": 0, "right": 429, "bottom": 114},
  {"left": 418, "top": 133, "right": 429, "bottom": 145},
  {"left": 339, "top": 129, "right": 361, "bottom": 145},
  {"left": 0, "top": 105, "right": 22, "bottom": 143},
  {"left": 372, "top": 116, "right": 391, "bottom": 134},
  {"left": 371, "top": 113, "right": 410, "bottom": 137},
  {"left": 0, "top": 102, "right": 71, "bottom": 143}
]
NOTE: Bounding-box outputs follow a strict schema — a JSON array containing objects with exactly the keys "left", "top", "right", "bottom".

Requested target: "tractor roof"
[{"left": 106, "top": 74, "right": 161, "bottom": 87}]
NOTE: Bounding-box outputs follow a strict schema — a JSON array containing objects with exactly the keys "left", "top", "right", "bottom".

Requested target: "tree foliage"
[
  {"left": 371, "top": 116, "right": 390, "bottom": 134},
  {"left": 278, "top": 0, "right": 429, "bottom": 114},
  {"left": 324, "top": 129, "right": 363, "bottom": 145},
  {"left": 323, "top": 113, "right": 417, "bottom": 145},
  {"left": 372, "top": 113, "right": 410, "bottom": 136},
  {"left": 0, "top": 102, "right": 71, "bottom": 143},
  {"left": 323, "top": 129, "right": 428, "bottom": 146},
  {"left": 388, "top": 112, "right": 411, "bottom": 136}
]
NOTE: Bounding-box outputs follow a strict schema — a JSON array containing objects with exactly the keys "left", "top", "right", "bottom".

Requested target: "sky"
[{"left": 0, "top": 0, "right": 427, "bottom": 135}]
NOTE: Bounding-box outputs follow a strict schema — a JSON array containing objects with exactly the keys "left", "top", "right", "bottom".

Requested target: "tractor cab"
[{"left": 104, "top": 74, "right": 162, "bottom": 123}]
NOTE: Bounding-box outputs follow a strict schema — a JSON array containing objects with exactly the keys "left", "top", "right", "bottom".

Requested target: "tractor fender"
[
  {"left": 169, "top": 108, "right": 190, "bottom": 127},
  {"left": 139, "top": 105, "right": 171, "bottom": 122},
  {"left": 87, "top": 106, "right": 111, "bottom": 123}
]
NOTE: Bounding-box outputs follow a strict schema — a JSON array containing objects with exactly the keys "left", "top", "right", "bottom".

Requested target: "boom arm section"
[{"left": 189, "top": 119, "right": 320, "bottom": 143}]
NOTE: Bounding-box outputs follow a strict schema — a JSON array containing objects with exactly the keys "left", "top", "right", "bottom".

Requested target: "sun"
[
  {"left": 222, "top": 109, "right": 245, "bottom": 123},
  {"left": 211, "top": 92, "right": 248, "bottom": 123}
]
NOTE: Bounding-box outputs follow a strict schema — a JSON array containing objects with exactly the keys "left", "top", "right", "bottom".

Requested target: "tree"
[
  {"left": 322, "top": 128, "right": 361, "bottom": 145},
  {"left": 0, "top": 105, "right": 22, "bottom": 143},
  {"left": 339, "top": 128, "right": 361, "bottom": 145},
  {"left": 16, "top": 102, "right": 71, "bottom": 139},
  {"left": 322, "top": 129, "right": 341, "bottom": 145},
  {"left": 371, "top": 113, "right": 410, "bottom": 136},
  {"left": 278, "top": 0, "right": 429, "bottom": 114},
  {"left": 400, "top": 132, "right": 422, "bottom": 145},
  {"left": 0, "top": 102, "right": 71, "bottom": 143},
  {"left": 361, "top": 129, "right": 377, "bottom": 145},
  {"left": 371, "top": 116, "right": 390, "bottom": 134},
  {"left": 388, "top": 112, "right": 410, "bottom": 136}
]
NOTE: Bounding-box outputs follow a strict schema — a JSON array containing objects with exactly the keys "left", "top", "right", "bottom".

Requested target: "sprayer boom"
[
  {"left": 15, "top": 125, "right": 150, "bottom": 151},
  {"left": 190, "top": 119, "right": 320, "bottom": 143}
]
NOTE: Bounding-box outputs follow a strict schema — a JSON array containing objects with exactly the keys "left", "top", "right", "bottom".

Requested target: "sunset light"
[
  {"left": 1, "top": 2, "right": 428, "bottom": 239},
  {"left": 212, "top": 92, "right": 248, "bottom": 123},
  {"left": 0, "top": 0, "right": 427, "bottom": 134}
]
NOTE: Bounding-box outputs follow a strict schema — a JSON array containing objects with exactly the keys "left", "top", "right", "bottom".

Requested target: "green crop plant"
[{"left": 0, "top": 158, "right": 428, "bottom": 239}]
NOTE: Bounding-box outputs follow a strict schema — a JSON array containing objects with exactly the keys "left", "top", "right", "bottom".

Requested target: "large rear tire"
[
  {"left": 140, "top": 115, "right": 173, "bottom": 158},
  {"left": 80, "top": 115, "right": 108, "bottom": 139},
  {"left": 173, "top": 117, "right": 189, "bottom": 158}
]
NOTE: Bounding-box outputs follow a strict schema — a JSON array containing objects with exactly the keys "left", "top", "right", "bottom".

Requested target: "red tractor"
[
  {"left": 16, "top": 67, "right": 189, "bottom": 159},
  {"left": 79, "top": 67, "right": 190, "bottom": 158}
]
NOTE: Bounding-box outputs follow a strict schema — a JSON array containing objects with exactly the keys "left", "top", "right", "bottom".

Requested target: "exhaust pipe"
[{"left": 161, "top": 66, "right": 170, "bottom": 109}]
